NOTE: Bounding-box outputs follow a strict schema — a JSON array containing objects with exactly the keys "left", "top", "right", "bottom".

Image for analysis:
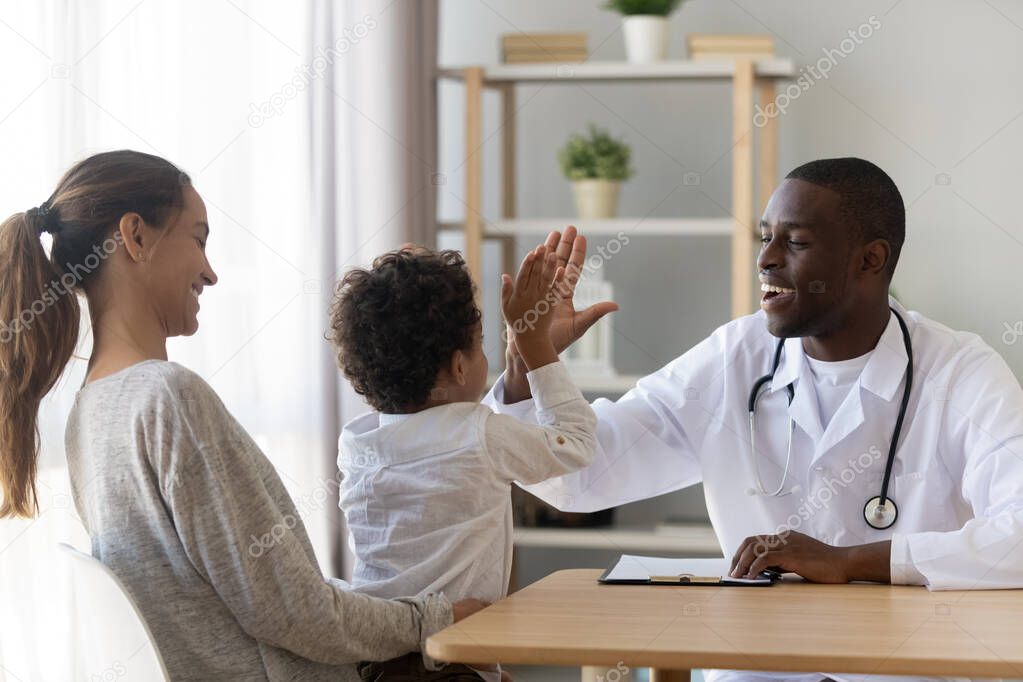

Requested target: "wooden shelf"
[
  {"left": 513, "top": 524, "right": 721, "bottom": 555},
  {"left": 448, "top": 55, "right": 787, "bottom": 322},
  {"left": 439, "top": 217, "right": 733, "bottom": 238},
  {"left": 438, "top": 59, "right": 795, "bottom": 84},
  {"left": 488, "top": 371, "right": 641, "bottom": 394}
]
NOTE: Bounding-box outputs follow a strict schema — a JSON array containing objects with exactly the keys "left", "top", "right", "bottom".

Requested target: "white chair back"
[{"left": 57, "top": 543, "right": 169, "bottom": 682}]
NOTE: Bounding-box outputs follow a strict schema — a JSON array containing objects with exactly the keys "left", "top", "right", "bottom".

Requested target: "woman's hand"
[{"left": 452, "top": 598, "right": 490, "bottom": 623}]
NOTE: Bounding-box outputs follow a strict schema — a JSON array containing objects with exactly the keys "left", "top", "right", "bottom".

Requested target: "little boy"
[{"left": 328, "top": 245, "right": 597, "bottom": 681}]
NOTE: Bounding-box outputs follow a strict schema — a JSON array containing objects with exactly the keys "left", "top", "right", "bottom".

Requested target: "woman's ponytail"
[
  {"left": 0, "top": 208, "right": 79, "bottom": 517},
  {"left": 0, "top": 150, "right": 189, "bottom": 518}
]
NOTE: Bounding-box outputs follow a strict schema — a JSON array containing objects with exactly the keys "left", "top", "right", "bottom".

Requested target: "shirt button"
[{"left": 556, "top": 436, "right": 566, "bottom": 445}]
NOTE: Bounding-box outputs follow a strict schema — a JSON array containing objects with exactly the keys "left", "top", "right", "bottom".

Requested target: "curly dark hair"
[{"left": 327, "top": 247, "right": 481, "bottom": 413}]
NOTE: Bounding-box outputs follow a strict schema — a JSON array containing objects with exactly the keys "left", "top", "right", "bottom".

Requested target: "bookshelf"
[
  {"left": 439, "top": 54, "right": 794, "bottom": 682},
  {"left": 437, "top": 57, "right": 795, "bottom": 322},
  {"left": 439, "top": 57, "right": 794, "bottom": 550}
]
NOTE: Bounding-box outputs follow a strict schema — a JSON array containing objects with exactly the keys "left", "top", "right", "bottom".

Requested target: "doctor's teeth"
[{"left": 760, "top": 283, "right": 795, "bottom": 294}]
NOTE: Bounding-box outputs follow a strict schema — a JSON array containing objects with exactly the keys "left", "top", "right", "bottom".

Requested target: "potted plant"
[
  {"left": 605, "top": 0, "right": 686, "bottom": 63},
  {"left": 558, "top": 125, "right": 633, "bottom": 219}
]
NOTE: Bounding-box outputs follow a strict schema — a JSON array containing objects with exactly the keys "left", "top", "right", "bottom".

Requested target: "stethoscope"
[{"left": 747, "top": 307, "right": 914, "bottom": 530}]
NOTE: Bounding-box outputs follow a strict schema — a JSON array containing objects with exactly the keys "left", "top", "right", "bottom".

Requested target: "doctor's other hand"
[
  {"left": 729, "top": 530, "right": 854, "bottom": 583},
  {"left": 452, "top": 598, "right": 491, "bottom": 623},
  {"left": 540, "top": 226, "right": 619, "bottom": 354}
]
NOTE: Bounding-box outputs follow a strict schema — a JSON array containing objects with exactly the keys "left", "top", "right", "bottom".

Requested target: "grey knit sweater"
[{"left": 65, "top": 360, "right": 451, "bottom": 681}]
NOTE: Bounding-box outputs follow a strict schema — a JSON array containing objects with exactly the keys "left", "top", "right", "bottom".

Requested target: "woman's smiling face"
[{"left": 144, "top": 185, "right": 218, "bottom": 337}]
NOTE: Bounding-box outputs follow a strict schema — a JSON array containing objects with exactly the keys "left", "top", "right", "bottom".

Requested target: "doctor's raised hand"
[{"left": 501, "top": 226, "right": 619, "bottom": 402}]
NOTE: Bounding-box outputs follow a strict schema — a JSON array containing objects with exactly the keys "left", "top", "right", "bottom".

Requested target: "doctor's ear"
[
  {"left": 860, "top": 239, "right": 891, "bottom": 277},
  {"left": 118, "top": 212, "right": 148, "bottom": 263}
]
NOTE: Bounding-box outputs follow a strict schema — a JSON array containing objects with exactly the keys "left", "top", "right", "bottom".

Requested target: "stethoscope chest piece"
[
  {"left": 863, "top": 495, "right": 898, "bottom": 530},
  {"left": 749, "top": 307, "right": 913, "bottom": 532}
]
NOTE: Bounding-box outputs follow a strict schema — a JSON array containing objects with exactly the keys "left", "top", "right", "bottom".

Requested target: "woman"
[{"left": 0, "top": 150, "right": 484, "bottom": 680}]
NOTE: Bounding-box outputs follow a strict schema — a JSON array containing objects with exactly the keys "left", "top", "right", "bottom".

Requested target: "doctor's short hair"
[
  {"left": 785, "top": 157, "right": 905, "bottom": 278},
  {"left": 328, "top": 246, "right": 481, "bottom": 413}
]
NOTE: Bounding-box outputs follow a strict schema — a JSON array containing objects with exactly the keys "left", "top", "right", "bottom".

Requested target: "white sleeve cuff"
[
  {"left": 890, "top": 533, "right": 928, "bottom": 586},
  {"left": 485, "top": 372, "right": 538, "bottom": 419},
  {"left": 526, "top": 361, "right": 584, "bottom": 412}
]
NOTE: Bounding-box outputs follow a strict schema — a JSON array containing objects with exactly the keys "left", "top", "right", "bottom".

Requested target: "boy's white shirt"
[{"left": 338, "top": 360, "right": 597, "bottom": 678}]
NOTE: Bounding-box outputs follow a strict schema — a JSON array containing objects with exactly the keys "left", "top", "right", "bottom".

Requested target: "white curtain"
[
  {"left": 313, "top": 0, "right": 439, "bottom": 575},
  {"left": 0, "top": 1, "right": 438, "bottom": 679}
]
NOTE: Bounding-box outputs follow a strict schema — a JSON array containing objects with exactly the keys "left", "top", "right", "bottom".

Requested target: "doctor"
[{"left": 486, "top": 157, "right": 1023, "bottom": 682}]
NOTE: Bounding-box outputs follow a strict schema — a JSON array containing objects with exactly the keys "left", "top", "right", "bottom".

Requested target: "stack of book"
[
  {"left": 501, "top": 32, "right": 588, "bottom": 64},
  {"left": 686, "top": 34, "right": 774, "bottom": 61}
]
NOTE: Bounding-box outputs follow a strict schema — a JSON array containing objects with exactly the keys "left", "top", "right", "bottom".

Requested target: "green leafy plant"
[
  {"left": 604, "top": 0, "right": 685, "bottom": 16},
  {"left": 558, "top": 125, "right": 633, "bottom": 181}
]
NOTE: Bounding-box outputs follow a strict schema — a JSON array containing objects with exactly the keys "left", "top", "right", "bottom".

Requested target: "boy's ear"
[{"left": 450, "top": 349, "right": 467, "bottom": 386}]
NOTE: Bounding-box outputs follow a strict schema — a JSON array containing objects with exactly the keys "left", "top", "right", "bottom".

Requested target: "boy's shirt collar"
[{"left": 339, "top": 402, "right": 486, "bottom": 468}]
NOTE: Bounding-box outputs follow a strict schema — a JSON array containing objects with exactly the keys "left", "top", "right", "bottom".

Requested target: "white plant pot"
[
  {"left": 622, "top": 15, "right": 669, "bottom": 63},
  {"left": 571, "top": 179, "right": 621, "bottom": 219}
]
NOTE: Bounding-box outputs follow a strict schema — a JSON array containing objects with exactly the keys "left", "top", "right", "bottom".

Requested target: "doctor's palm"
[{"left": 542, "top": 227, "right": 619, "bottom": 354}]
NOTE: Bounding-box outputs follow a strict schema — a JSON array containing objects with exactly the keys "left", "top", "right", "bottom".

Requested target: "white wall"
[{"left": 437, "top": 0, "right": 1023, "bottom": 385}]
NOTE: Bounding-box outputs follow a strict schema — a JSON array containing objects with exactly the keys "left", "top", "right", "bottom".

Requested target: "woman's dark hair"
[
  {"left": 0, "top": 150, "right": 190, "bottom": 518},
  {"left": 328, "top": 247, "right": 481, "bottom": 413}
]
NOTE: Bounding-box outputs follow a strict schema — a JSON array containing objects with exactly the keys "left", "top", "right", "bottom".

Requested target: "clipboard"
[{"left": 598, "top": 555, "right": 780, "bottom": 587}]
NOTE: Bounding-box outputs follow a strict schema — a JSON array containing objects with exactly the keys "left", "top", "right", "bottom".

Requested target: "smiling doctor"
[{"left": 485, "top": 158, "right": 1023, "bottom": 682}]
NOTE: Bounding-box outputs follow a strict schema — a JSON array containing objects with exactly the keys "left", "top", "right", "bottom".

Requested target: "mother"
[{"left": 0, "top": 150, "right": 483, "bottom": 680}]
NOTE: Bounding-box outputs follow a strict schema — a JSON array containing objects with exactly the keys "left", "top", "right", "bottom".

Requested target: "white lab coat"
[{"left": 485, "top": 300, "right": 1023, "bottom": 682}]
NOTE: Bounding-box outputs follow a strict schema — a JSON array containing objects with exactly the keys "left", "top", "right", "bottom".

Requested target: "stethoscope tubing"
[{"left": 747, "top": 307, "right": 913, "bottom": 529}]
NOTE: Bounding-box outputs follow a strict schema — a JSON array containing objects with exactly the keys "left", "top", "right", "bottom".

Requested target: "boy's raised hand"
[{"left": 500, "top": 245, "right": 563, "bottom": 371}]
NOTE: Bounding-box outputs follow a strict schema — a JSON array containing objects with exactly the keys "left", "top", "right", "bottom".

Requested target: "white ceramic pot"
[
  {"left": 571, "top": 179, "right": 621, "bottom": 219},
  {"left": 622, "top": 15, "right": 669, "bottom": 63}
]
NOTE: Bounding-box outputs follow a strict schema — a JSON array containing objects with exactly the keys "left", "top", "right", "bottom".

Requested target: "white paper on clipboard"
[{"left": 602, "top": 555, "right": 772, "bottom": 584}]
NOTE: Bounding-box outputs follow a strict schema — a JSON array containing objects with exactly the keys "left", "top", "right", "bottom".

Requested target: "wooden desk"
[{"left": 426, "top": 569, "right": 1023, "bottom": 680}]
